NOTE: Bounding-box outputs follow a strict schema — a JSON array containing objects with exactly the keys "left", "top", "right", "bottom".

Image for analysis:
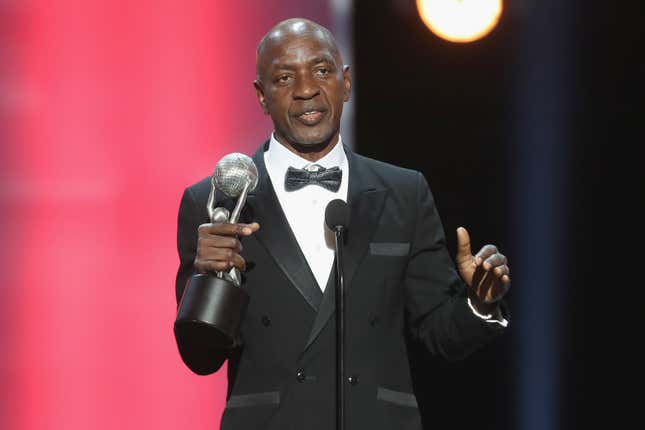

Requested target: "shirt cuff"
[{"left": 467, "top": 297, "right": 509, "bottom": 327}]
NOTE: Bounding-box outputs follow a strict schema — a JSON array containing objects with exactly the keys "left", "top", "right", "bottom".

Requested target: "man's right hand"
[{"left": 194, "top": 222, "right": 260, "bottom": 273}]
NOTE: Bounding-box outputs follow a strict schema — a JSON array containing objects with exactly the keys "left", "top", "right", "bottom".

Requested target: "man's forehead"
[
  {"left": 256, "top": 19, "right": 342, "bottom": 78},
  {"left": 258, "top": 35, "right": 339, "bottom": 73},
  {"left": 266, "top": 38, "right": 336, "bottom": 65}
]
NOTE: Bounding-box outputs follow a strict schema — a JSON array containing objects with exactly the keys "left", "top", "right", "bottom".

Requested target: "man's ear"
[
  {"left": 342, "top": 65, "right": 351, "bottom": 102},
  {"left": 254, "top": 80, "right": 269, "bottom": 114}
]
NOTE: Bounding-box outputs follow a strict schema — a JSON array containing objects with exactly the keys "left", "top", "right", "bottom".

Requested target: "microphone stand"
[{"left": 333, "top": 226, "right": 346, "bottom": 430}]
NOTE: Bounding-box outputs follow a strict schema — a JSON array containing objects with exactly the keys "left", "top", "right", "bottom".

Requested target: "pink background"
[{"left": 0, "top": 1, "right": 329, "bottom": 428}]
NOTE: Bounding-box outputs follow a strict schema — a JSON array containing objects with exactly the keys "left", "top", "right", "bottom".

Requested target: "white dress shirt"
[
  {"left": 264, "top": 133, "right": 348, "bottom": 291},
  {"left": 264, "top": 133, "right": 507, "bottom": 326}
]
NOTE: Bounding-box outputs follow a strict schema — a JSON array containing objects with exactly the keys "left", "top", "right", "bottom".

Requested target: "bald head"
[{"left": 256, "top": 18, "right": 342, "bottom": 80}]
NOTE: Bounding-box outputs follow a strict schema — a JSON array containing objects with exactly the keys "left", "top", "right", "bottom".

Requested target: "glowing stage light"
[{"left": 416, "top": 0, "right": 503, "bottom": 43}]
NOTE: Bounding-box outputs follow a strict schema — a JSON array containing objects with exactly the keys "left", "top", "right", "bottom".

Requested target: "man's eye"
[
  {"left": 316, "top": 68, "right": 329, "bottom": 76},
  {"left": 277, "top": 75, "right": 292, "bottom": 84}
]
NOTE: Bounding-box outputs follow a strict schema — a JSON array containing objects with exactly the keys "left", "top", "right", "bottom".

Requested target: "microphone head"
[
  {"left": 213, "top": 153, "right": 259, "bottom": 198},
  {"left": 325, "top": 199, "right": 349, "bottom": 230}
]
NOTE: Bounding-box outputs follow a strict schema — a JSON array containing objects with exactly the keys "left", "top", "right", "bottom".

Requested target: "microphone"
[
  {"left": 325, "top": 198, "right": 349, "bottom": 231},
  {"left": 325, "top": 198, "right": 349, "bottom": 430}
]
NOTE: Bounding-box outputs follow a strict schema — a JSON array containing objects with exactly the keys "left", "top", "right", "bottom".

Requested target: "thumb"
[{"left": 456, "top": 227, "right": 473, "bottom": 261}]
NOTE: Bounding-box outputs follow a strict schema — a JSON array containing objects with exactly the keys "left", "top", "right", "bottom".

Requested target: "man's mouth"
[{"left": 294, "top": 109, "right": 326, "bottom": 126}]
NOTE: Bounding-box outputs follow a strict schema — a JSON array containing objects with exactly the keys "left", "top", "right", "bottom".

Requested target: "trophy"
[{"left": 174, "top": 153, "right": 259, "bottom": 349}]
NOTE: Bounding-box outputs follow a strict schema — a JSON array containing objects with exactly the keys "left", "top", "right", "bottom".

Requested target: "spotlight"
[{"left": 416, "top": 0, "right": 503, "bottom": 43}]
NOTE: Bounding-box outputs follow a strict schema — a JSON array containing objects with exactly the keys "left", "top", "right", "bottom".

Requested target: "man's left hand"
[{"left": 455, "top": 227, "right": 511, "bottom": 315}]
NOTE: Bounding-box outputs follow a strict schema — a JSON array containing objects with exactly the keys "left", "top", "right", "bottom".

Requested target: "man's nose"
[{"left": 293, "top": 74, "right": 319, "bottom": 100}]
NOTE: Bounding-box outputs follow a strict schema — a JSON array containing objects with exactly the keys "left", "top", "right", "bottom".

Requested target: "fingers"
[
  {"left": 482, "top": 252, "right": 506, "bottom": 271},
  {"left": 470, "top": 246, "right": 511, "bottom": 303},
  {"left": 198, "top": 222, "right": 260, "bottom": 237},
  {"left": 203, "top": 249, "right": 246, "bottom": 271},
  {"left": 472, "top": 268, "right": 508, "bottom": 303},
  {"left": 196, "top": 257, "right": 245, "bottom": 273},
  {"left": 455, "top": 227, "right": 473, "bottom": 263},
  {"left": 195, "top": 248, "right": 247, "bottom": 272},
  {"left": 198, "top": 236, "right": 242, "bottom": 254},
  {"left": 194, "top": 222, "right": 260, "bottom": 273},
  {"left": 474, "top": 244, "right": 498, "bottom": 265},
  {"left": 476, "top": 268, "right": 494, "bottom": 302},
  {"left": 482, "top": 252, "right": 510, "bottom": 285}
]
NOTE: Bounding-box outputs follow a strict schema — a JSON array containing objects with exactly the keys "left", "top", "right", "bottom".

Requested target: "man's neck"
[{"left": 273, "top": 133, "right": 339, "bottom": 162}]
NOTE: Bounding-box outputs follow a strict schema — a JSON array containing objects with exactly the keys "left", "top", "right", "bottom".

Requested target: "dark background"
[
  {"left": 352, "top": 0, "right": 642, "bottom": 427},
  {"left": 354, "top": 2, "right": 513, "bottom": 428}
]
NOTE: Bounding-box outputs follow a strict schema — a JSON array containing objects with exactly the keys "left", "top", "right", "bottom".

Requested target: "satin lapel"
[
  {"left": 246, "top": 143, "right": 323, "bottom": 311},
  {"left": 302, "top": 148, "right": 388, "bottom": 352}
]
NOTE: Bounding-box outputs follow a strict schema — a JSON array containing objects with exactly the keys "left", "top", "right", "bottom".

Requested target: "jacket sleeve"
[
  {"left": 174, "top": 186, "right": 231, "bottom": 375},
  {"left": 404, "top": 172, "right": 507, "bottom": 361}
]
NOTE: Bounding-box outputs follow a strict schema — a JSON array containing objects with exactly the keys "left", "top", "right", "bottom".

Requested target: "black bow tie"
[{"left": 284, "top": 165, "right": 343, "bottom": 192}]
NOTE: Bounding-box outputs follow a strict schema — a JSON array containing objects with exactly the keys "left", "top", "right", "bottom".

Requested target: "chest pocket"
[{"left": 369, "top": 242, "right": 410, "bottom": 257}]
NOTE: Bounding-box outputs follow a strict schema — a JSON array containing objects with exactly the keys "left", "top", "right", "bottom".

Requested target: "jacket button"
[
  {"left": 261, "top": 315, "right": 271, "bottom": 327},
  {"left": 369, "top": 316, "right": 380, "bottom": 327},
  {"left": 296, "top": 370, "right": 306, "bottom": 383},
  {"left": 348, "top": 375, "right": 359, "bottom": 386}
]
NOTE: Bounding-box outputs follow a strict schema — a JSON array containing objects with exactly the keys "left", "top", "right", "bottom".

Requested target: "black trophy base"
[{"left": 175, "top": 273, "right": 249, "bottom": 349}]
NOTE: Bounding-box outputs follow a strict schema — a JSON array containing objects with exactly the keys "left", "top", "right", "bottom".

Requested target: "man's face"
[{"left": 255, "top": 33, "right": 351, "bottom": 149}]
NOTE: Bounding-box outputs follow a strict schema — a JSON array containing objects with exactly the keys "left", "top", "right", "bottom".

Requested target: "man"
[{"left": 175, "top": 18, "right": 510, "bottom": 430}]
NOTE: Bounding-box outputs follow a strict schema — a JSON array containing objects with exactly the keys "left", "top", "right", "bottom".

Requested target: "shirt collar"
[{"left": 265, "top": 132, "right": 347, "bottom": 177}]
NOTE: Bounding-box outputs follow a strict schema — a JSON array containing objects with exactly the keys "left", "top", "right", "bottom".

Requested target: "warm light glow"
[{"left": 417, "top": 0, "right": 503, "bottom": 43}]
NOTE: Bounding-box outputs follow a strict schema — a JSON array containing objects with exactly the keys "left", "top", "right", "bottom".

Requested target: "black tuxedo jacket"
[{"left": 174, "top": 142, "right": 506, "bottom": 430}]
